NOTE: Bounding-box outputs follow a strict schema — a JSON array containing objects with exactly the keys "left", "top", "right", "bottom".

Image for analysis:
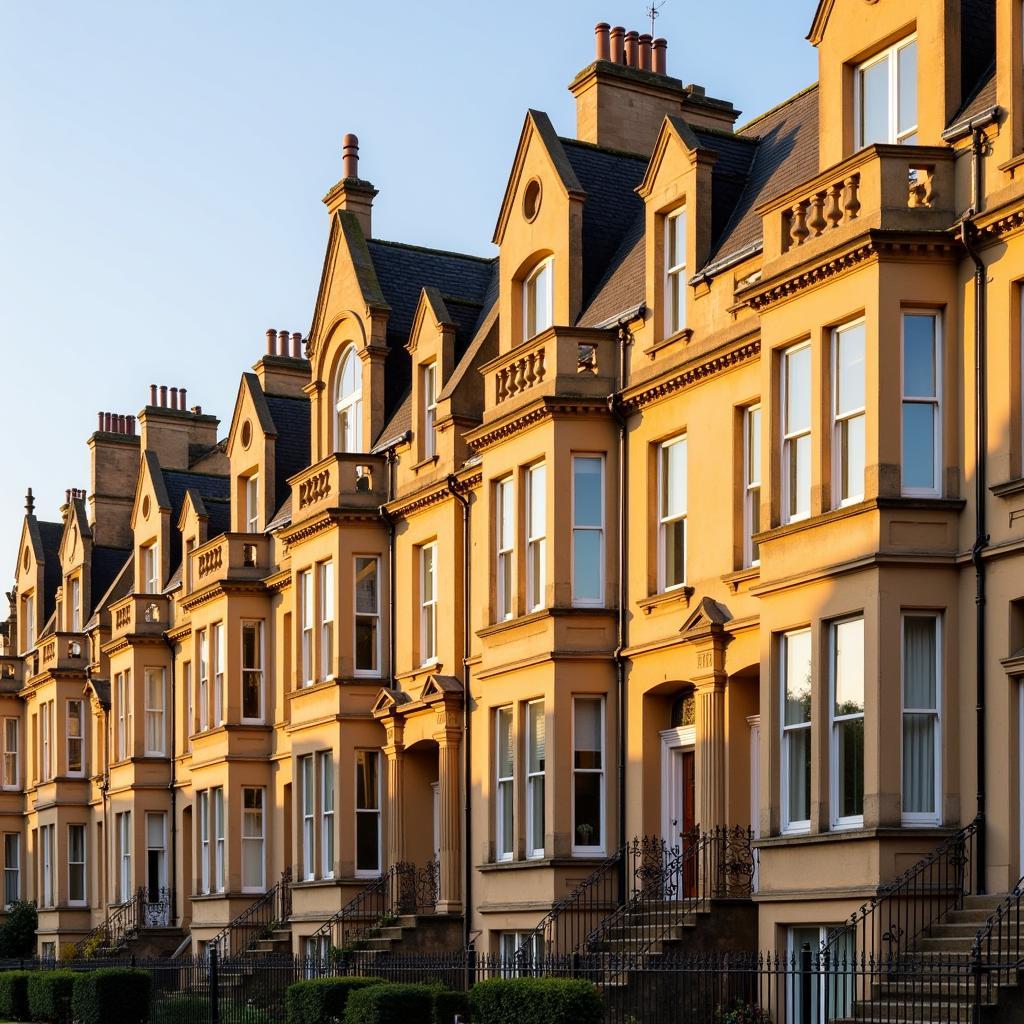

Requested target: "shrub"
[
  {"left": 0, "top": 970, "right": 32, "bottom": 1021},
  {"left": 470, "top": 977, "right": 602, "bottom": 1024},
  {"left": 431, "top": 988, "right": 470, "bottom": 1024},
  {"left": 342, "top": 983, "right": 435, "bottom": 1024},
  {"left": 72, "top": 967, "right": 152, "bottom": 1024},
  {"left": 0, "top": 903, "right": 38, "bottom": 959},
  {"left": 153, "top": 995, "right": 271, "bottom": 1024},
  {"left": 285, "top": 977, "right": 384, "bottom": 1024},
  {"left": 27, "top": 971, "right": 77, "bottom": 1024},
  {"left": 714, "top": 1000, "right": 770, "bottom": 1024}
]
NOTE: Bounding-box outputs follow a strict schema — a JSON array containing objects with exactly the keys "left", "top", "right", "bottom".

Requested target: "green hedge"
[
  {"left": 470, "top": 977, "right": 603, "bottom": 1024},
  {"left": 152, "top": 994, "right": 270, "bottom": 1024},
  {"left": 27, "top": 971, "right": 77, "bottom": 1024},
  {"left": 72, "top": 968, "right": 152, "bottom": 1024},
  {"left": 431, "top": 988, "right": 470, "bottom": 1024},
  {"left": 0, "top": 970, "right": 32, "bottom": 1021},
  {"left": 342, "top": 983, "right": 435, "bottom": 1024},
  {"left": 285, "top": 977, "right": 385, "bottom": 1024}
]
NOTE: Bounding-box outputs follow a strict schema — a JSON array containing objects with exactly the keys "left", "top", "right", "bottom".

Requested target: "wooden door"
[{"left": 681, "top": 751, "right": 697, "bottom": 897}]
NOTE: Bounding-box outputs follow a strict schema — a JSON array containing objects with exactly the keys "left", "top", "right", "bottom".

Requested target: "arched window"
[
  {"left": 523, "top": 256, "right": 554, "bottom": 341},
  {"left": 334, "top": 346, "right": 363, "bottom": 453}
]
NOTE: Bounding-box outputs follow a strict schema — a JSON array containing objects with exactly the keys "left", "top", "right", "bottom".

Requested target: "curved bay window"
[{"left": 334, "top": 345, "right": 363, "bottom": 453}]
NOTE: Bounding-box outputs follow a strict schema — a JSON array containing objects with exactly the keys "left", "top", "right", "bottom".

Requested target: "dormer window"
[
  {"left": 70, "top": 577, "right": 81, "bottom": 633},
  {"left": 523, "top": 257, "right": 554, "bottom": 341},
  {"left": 665, "top": 208, "right": 687, "bottom": 336},
  {"left": 855, "top": 35, "right": 918, "bottom": 148},
  {"left": 334, "top": 345, "right": 363, "bottom": 453},
  {"left": 422, "top": 362, "right": 438, "bottom": 460},
  {"left": 21, "top": 593, "right": 34, "bottom": 652},
  {"left": 245, "top": 474, "right": 259, "bottom": 532},
  {"left": 141, "top": 543, "right": 159, "bottom": 595}
]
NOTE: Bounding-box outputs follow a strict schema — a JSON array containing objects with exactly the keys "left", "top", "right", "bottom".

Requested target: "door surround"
[{"left": 660, "top": 725, "right": 696, "bottom": 843}]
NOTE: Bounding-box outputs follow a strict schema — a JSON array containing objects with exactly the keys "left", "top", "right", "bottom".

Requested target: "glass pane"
[
  {"left": 573, "top": 530, "right": 602, "bottom": 602},
  {"left": 69, "top": 826, "right": 84, "bottom": 861},
  {"left": 499, "top": 781, "right": 513, "bottom": 855},
  {"left": 904, "top": 315, "right": 937, "bottom": 397},
  {"left": 573, "top": 458, "right": 603, "bottom": 528},
  {"left": 860, "top": 54, "right": 890, "bottom": 145},
  {"left": 497, "top": 708, "right": 513, "bottom": 778},
  {"left": 574, "top": 699, "right": 602, "bottom": 769},
  {"left": 670, "top": 210, "right": 686, "bottom": 268},
  {"left": 833, "top": 619, "right": 865, "bottom": 715},
  {"left": 903, "top": 617, "right": 937, "bottom": 708},
  {"left": 898, "top": 41, "right": 918, "bottom": 135},
  {"left": 663, "top": 519, "right": 686, "bottom": 589},
  {"left": 528, "top": 702, "right": 545, "bottom": 773},
  {"left": 785, "top": 631, "right": 812, "bottom": 726},
  {"left": 529, "top": 778, "right": 545, "bottom": 853},
  {"left": 422, "top": 547, "right": 435, "bottom": 600},
  {"left": 146, "top": 674, "right": 162, "bottom": 710},
  {"left": 903, "top": 713, "right": 936, "bottom": 814},
  {"left": 789, "top": 434, "right": 811, "bottom": 518},
  {"left": 785, "top": 347, "right": 811, "bottom": 434},
  {"left": 356, "top": 617, "right": 378, "bottom": 671},
  {"left": 747, "top": 408, "right": 761, "bottom": 487},
  {"left": 529, "top": 539, "right": 545, "bottom": 609},
  {"left": 787, "top": 728, "right": 811, "bottom": 823},
  {"left": 574, "top": 773, "right": 602, "bottom": 845},
  {"left": 902, "top": 403, "right": 936, "bottom": 491},
  {"left": 242, "top": 624, "right": 258, "bottom": 669},
  {"left": 838, "top": 718, "right": 865, "bottom": 819},
  {"left": 242, "top": 840, "right": 262, "bottom": 888},
  {"left": 529, "top": 465, "right": 546, "bottom": 536},
  {"left": 147, "top": 814, "right": 163, "bottom": 848},
  {"left": 661, "top": 439, "right": 687, "bottom": 521},
  {"left": 356, "top": 813, "right": 379, "bottom": 872},
  {"left": 355, "top": 558, "right": 378, "bottom": 614},
  {"left": 836, "top": 323, "right": 865, "bottom": 415},
  {"left": 536, "top": 261, "right": 552, "bottom": 333},
  {"left": 842, "top": 414, "right": 866, "bottom": 501},
  {"left": 356, "top": 752, "right": 378, "bottom": 810}
]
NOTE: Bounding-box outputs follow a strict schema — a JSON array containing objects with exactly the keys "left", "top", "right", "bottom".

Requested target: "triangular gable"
[
  {"left": 58, "top": 498, "right": 92, "bottom": 567},
  {"left": 308, "top": 210, "right": 390, "bottom": 365},
  {"left": 492, "top": 109, "right": 585, "bottom": 246},
  {"left": 679, "top": 596, "right": 732, "bottom": 638},
  {"left": 225, "top": 374, "right": 277, "bottom": 460},
  {"left": 421, "top": 674, "right": 464, "bottom": 699},
  {"left": 371, "top": 687, "right": 411, "bottom": 716},
  {"left": 436, "top": 298, "right": 498, "bottom": 404},
  {"left": 807, "top": 0, "right": 834, "bottom": 45},
  {"left": 407, "top": 287, "right": 456, "bottom": 354},
  {"left": 14, "top": 518, "right": 38, "bottom": 586},
  {"left": 130, "top": 451, "right": 170, "bottom": 530},
  {"left": 176, "top": 487, "right": 208, "bottom": 534},
  {"left": 637, "top": 115, "right": 716, "bottom": 200}
]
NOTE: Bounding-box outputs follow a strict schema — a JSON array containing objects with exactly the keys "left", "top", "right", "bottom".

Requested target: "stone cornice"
[
  {"left": 468, "top": 398, "right": 610, "bottom": 453},
  {"left": 179, "top": 579, "right": 268, "bottom": 613}
]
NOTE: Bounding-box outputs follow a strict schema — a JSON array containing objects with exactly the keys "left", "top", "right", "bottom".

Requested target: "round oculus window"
[
  {"left": 241, "top": 420, "right": 253, "bottom": 449},
  {"left": 142, "top": 495, "right": 151, "bottom": 520},
  {"left": 523, "top": 178, "right": 542, "bottom": 222}
]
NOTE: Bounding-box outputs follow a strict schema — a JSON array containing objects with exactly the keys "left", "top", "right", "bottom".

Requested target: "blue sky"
[{"left": 0, "top": 1, "right": 817, "bottom": 569}]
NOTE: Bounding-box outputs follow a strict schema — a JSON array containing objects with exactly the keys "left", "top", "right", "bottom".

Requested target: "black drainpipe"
[
  {"left": 446, "top": 474, "right": 472, "bottom": 950},
  {"left": 944, "top": 107, "right": 999, "bottom": 894},
  {"left": 162, "top": 631, "right": 178, "bottom": 921},
  {"left": 378, "top": 432, "right": 411, "bottom": 694}
]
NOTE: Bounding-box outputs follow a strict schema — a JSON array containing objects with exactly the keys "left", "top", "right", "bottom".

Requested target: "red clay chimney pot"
[
  {"left": 610, "top": 26, "right": 625, "bottom": 63},
  {"left": 595, "top": 22, "right": 610, "bottom": 60},
  {"left": 179, "top": 389, "right": 187, "bottom": 412},
  {"left": 291, "top": 332, "right": 302, "bottom": 358},
  {"left": 170, "top": 387, "right": 179, "bottom": 410},
  {"left": 625, "top": 30, "right": 639, "bottom": 68},
  {"left": 149, "top": 384, "right": 158, "bottom": 406},
  {"left": 127, "top": 416, "right": 136, "bottom": 434},
  {"left": 266, "top": 328, "right": 276, "bottom": 355},
  {"left": 342, "top": 134, "right": 359, "bottom": 180},
  {"left": 639, "top": 33, "right": 652, "bottom": 70},
  {"left": 159, "top": 385, "right": 168, "bottom": 408},
  {"left": 653, "top": 37, "right": 667, "bottom": 75},
  {"left": 97, "top": 412, "right": 104, "bottom": 432}
]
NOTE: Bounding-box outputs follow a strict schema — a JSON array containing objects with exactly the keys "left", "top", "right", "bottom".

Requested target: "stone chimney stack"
[
  {"left": 138, "top": 384, "right": 219, "bottom": 472},
  {"left": 253, "top": 328, "right": 311, "bottom": 398},
  {"left": 89, "top": 410, "right": 141, "bottom": 549},
  {"left": 323, "top": 133, "right": 378, "bottom": 238}
]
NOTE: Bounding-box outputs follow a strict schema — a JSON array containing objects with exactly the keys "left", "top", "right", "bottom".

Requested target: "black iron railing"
[
  {"left": 209, "top": 868, "right": 292, "bottom": 960},
  {"left": 971, "top": 875, "right": 1024, "bottom": 1016},
  {"left": 75, "top": 886, "right": 175, "bottom": 956},
  {"left": 308, "top": 860, "right": 438, "bottom": 956}
]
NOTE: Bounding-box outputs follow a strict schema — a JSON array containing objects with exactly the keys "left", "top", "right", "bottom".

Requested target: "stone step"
[
  {"left": 963, "top": 894, "right": 1011, "bottom": 911},
  {"left": 928, "top": 922, "right": 986, "bottom": 939},
  {"left": 917, "top": 936, "right": 981, "bottom": 952}
]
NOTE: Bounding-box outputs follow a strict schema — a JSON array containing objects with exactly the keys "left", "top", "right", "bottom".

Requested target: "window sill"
[
  {"left": 412, "top": 455, "right": 439, "bottom": 472},
  {"left": 476, "top": 855, "right": 609, "bottom": 872},
  {"left": 721, "top": 566, "right": 760, "bottom": 593},
  {"left": 991, "top": 477, "right": 1024, "bottom": 498},
  {"left": 637, "top": 587, "right": 694, "bottom": 616},
  {"left": 643, "top": 328, "right": 693, "bottom": 359},
  {"left": 755, "top": 825, "right": 955, "bottom": 849}
]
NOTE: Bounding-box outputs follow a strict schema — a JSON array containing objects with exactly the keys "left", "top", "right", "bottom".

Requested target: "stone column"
[
  {"left": 383, "top": 721, "right": 405, "bottom": 868},
  {"left": 696, "top": 680, "right": 726, "bottom": 829},
  {"left": 435, "top": 724, "right": 463, "bottom": 914}
]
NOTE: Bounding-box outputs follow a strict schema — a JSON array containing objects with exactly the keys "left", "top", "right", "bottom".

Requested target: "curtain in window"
[{"left": 903, "top": 617, "right": 937, "bottom": 815}]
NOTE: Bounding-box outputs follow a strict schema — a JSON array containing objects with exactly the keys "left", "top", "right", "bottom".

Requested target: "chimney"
[
  {"left": 253, "top": 328, "right": 310, "bottom": 397},
  {"left": 571, "top": 23, "right": 739, "bottom": 155},
  {"left": 88, "top": 409, "right": 140, "bottom": 548},
  {"left": 323, "top": 132, "right": 378, "bottom": 237},
  {"left": 138, "top": 385, "right": 219, "bottom": 472},
  {"left": 595, "top": 22, "right": 610, "bottom": 60},
  {"left": 291, "top": 332, "right": 302, "bottom": 358}
]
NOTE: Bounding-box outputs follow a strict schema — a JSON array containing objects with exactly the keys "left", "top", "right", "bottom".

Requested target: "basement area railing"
[
  {"left": 970, "top": 875, "right": 1024, "bottom": 1017},
  {"left": 75, "top": 886, "right": 175, "bottom": 957}
]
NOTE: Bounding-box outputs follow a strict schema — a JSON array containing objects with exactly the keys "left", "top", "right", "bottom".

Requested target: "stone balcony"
[
  {"left": 288, "top": 452, "right": 388, "bottom": 526},
  {"left": 481, "top": 327, "right": 618, "bottom": 419},
  {"left": 37, "top": 632, "right": 88, "bottom": 675},
  {"left": 190, "top": 533, "right": 271, "bottom": 592},
  {"left": 109, "top": 593, "right": 171, "bottom": 642},
  {"left": 760, "top": 144, "right": 956, "bottom": 268}
]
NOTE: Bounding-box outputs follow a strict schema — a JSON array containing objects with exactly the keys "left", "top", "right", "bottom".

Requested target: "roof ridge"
[
  {"left": 367, "top": 237, "right": 494, "bottom": 264},
  {"left": 737, "top": 81, "right": 818, "bottom": 136},
  {"left": 558, "top": 137, "right": 650, "bottom": 162},
  {"left": 692, "top": 124, "right": 757, "bottom": 143}
]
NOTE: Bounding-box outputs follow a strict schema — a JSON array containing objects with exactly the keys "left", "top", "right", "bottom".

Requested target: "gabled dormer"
[
  {"left": 131, "top": 452, "right": 171, "bottom": 595},
  {"left": 13, "top": 491, "right": 61, "bottom": 654},
  {"left": 58, "top": 492, "right": 91, "bottom": 634},
  {"left": 810, "top": 0, "right": 994, "bottom": 168}
]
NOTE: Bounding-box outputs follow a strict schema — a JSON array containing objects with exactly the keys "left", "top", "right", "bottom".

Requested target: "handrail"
[
  {"left": 209, "top": 868, "right": 292, "bottom": 960},
  {"left": 75, "top": 886, "right": 173, "bottom": 956},
  {"left": 971, "top": 874, "right": 1024, "bottom": 1015},
  {"left": 514, "top": 846, "right": 625, "bottom": 960}
]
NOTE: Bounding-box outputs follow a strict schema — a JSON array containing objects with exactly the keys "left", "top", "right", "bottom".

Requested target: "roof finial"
[
  {"left": 24, "top": 488, "right": 34, "bottom": 516},
  {"left": 646, "top": 0, "right": 666, "bottom": 37}
]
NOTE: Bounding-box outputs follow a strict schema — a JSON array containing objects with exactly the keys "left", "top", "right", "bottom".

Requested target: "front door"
[
  {"left": 145, "top": 813, "right": 168, "bottom": 925},
  {"left": 678, "top": 750, "right": 697, "bottom": 897}
]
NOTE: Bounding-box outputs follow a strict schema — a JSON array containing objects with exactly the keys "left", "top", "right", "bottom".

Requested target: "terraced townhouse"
[{"left": 0, "top": 0, "right": 1019, "bottom": 992}]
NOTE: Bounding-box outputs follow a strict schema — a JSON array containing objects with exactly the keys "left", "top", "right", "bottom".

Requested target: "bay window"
[
  {"left": 526, "top": 463, "right": 546, "bottom": 612},
  {"left": 523, "top": 257, "right": 553, "bottom": 340},
  {"left": 495, "top": 477, "right": 514, "bottom": 621},
  {"left": 744, "top": 404, "right": 762, "bottom": 567},
  {"left": 658, "top": 435, "right": 687, "bottom": 591},
  {"left": 782, "top": 342, "right": 812, "bottom": 523},
  {"left": 572, "top": 455, "right": 604, "bottom": 607},
  {"left": 781, "top": 628, "right": 812, "bottom": 833},
  {"left": 144, "top": 669, "right": 165, "bottom": 756},
  {"left": 67, "top": 698, "right": 84, "bottom": 774},
  {"left": 830, "top": 617, "right": 865, "bottom": 829},
  {"left": 241, "top": 621, "right": 264, "bottom": 722},
  {"left": 420, "top": 544, "right": 437, "bottom": 664},
  {"left": 496, "top": 706, "right": 514, "bottom": 862},
  {"left": 68, "top": 823, "right": 86, "bottom": 905},
  {"left": 354, "top": 556, "right": 381, "bottom": 676},
  {"left": 902, "top": 614, "right": 941, "bottom": 825},
  {"left": 527, "top": 700, "right": 545, "bottom": 859},
  {"left": 573, "top": 697, "right": 604, "bottom": 854},
  {"left": 241, "top": 787, "right": 265, "bottom": 892},
  {"left": 355, "top": 750, "right": 381, "bottom": 876},
  {"left": 902, "top": 312, "right": 941, "bottom": 496},
  {"left": 665, "top": 207, "right": 687, "bottom": 335},
  {"left": 856, "top": 35, "right": 918, "bottom": 148},
  {"left": 832, "top": 320, "right": 866, "bottom": 506}
]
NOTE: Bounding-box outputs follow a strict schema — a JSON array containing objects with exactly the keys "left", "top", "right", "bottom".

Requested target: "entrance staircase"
[
  {"left": 209, "top": 869, "right": 293, "bottom": 960},
  {"left": 74, "top": 887, "right": 183, "bottom": 959}
]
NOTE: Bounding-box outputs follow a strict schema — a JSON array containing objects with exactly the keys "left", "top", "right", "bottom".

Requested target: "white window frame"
[
  {"left": 212, "top": 622, "right": 225, "bottom": 726},
  {"left": 142, "top": 543, "right": 159, "bottom": 595},
  {"left": 118, "top": 811, "right": 131, "bottom": 902},
  {"left": 500, "top": 931, "right": 544, "bottom": 974},
  {"left": 67, "top": 698, "right": 85, "bottom": 775},
  {"left": 143, "top": 669, "right": 165, "bottom": 756},
  {"left": 526, "top": 699, "right": 545, "bottom": 860},
  {"left": 657, "top": 435, "right": 688, "bottom": 592},
  {"left": 901, "top": 311, "right": 942, "bottom": 498},
  {"left": 68, "top": 823, "right": 86, "bottom": 906},
  {"left": 245, "top": 474, "right": 259, "bottom": 532},
  {"left": 571, "top": 455, "right": 605, "bottom": 608},
  {"left": 572, "top": 696, "right": 606, "bottom": 856},
  {"left": 664, "top": 207, "right": 687, "bottom": 336},
  {"left": 22, "top": 593, "right": 34, "bottom": 653},
  {"left": 526, "top": 463, "right": 547, "bottom": 612},
  {"left": 70, "top": 576, "right": 81, "bottom": 633},
  {"left": 41, "top": 823, "right": 54, "bottom": 908},
  {"left": 301, "top": 755, "right": 315, "bottom": 880},
  {"left": 299, "top": 569, "right": 313, "bottom": 687},
  {"left": 4, "top": 833, "right": 19, "bottom": 909},
  {"left": 830, "top": 617, "right": 865, "bottom": 831},
  {"left": 744, "top": 404, "right": 762, "bottom": 568},
  {"left": 832, "top": 319, "right": 867, "bottom": 507},
  {"left": 198, "top": 791, "right": 210, "bottom": 894},
  {"left": 318, "top": 561, "right": 334, "bottom": 682},
  {"left": 241, "top": 620, "right": 264, "bottom": 724},
  {"left": 901, "top": 612, "right": 942, "bottom": 827},
  {"left": 40, "top": 698, "right": 52, "bottom": 780},
  {"left": 854, "top": 34, "right": 918, "bottom": 148},
  {"left": 495, "top": 706, "right": 514, "bottom": 863},
  {"left": 213, "top": 786, "right": 225, "bottom": 893},
  {"left": 354, "top": 750, "right": 381, "bottom": 878},
  {"left": 354, "top": 556, "right": 381, "bottom": 678},
  {"left": 495, "top": 477, "right": 514, "bottom": 622},
  {"left": 241, "top": 787, "right": 265, "bottom": 893},
  {"left": 781, "top": 342, "right": 812, "bottom": 524},
  {"left": 334, "top": 344, "right": 363, "bottom": 453},
  {"left": 197, "top": 630, "right": 209, "bottom": 732},
  {"left": 422, "top": 362, "right": 438, "bottom": 460},
  {"left": 781, "top": 628, "right": 813, "bottom": 835},
  {"left": 320, "top": 752, "right": 335, "bottom": 880},
  {"left": 184, "top": 661, "right": 193, "bottom": 751},
  {"left": 185, "top": 537, "right": 197, "bottom": 593},
  {"left": 1, "top": 719, "right": 17, "bottom": 790},
  {"left": 420, "top": 543, "right": 438, "bottom": 665},
  {"left": 523, "top": 256, "right": 554, "bottom": 341}
]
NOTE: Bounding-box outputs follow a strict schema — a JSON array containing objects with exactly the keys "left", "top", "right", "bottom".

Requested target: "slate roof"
[
  {"left": 37, "top": 520, "right": 63, "bottom": 624},
  {"left": 961, "top": 0, "right": 995, "bottom": 109},
  {"left": 264, "top": 394, "right": 311, "bottom": 509},
  {"left": 951, "top": 61, "right": 996, "bottom": 127},
  {"left": 161, "top": 470, "right": 230, "bottom": 578},
  {"left": 90, "top": 546, "right": 130, "bottom": 616},
  {"left": 266, "top": 495, "right": 292, "bottom": 534},
  {"left": 577, "top": 213, "right": 645, "bottom": 328}
]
